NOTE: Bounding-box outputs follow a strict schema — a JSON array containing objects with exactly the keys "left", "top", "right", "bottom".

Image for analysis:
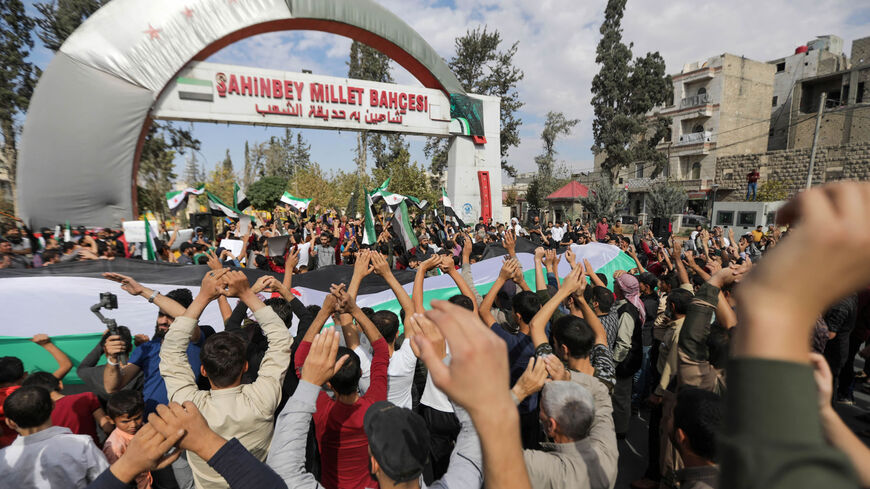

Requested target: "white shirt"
[
  {"left": 551, "top": 225, "right": 566, "bottom": 242},
  {"left": 0, "top": 426, "right": 108, "bottom": 489},
  {"left": 420, "top": 344, "right": 455, "bottom": 413},
  {"left": 296, "top": 242, "right": 311, "bottom": 268},
  {"left": 355, "top": 341, "right": 419, "bottom": 409}
]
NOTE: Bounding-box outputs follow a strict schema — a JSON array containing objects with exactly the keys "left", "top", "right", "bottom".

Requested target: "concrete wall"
[
  {"left": 715, "top": 142, "right": 870, "bottom": 200},
  {"left": 851, "top": 36, "right": 870, "bottom": 66},
  {"left": 717, "top": 54, "right": 775, "bottom": 156}
]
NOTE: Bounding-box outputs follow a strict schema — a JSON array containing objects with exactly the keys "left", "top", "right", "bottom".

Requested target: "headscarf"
[{"left": 615, "top": 273, "right": 645, "bottom": 325}]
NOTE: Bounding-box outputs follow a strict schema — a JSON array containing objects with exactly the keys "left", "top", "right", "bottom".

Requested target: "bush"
[{"left": 247, "top": 177, "right": 288, "bottom": 209}]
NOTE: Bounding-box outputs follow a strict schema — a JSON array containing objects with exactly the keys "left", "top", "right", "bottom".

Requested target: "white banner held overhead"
[{"left": 153, "top": 61, "right": 454, "bottom": 137}]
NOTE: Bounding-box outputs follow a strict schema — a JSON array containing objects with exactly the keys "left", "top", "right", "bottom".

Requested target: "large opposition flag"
[
  {"left": 206, "top": 191, "right": 239, "bottom": 219},
  {"left": 233, "top": 183, "right": 251, "bottom": 212},
  {"left": 0, "top": 241, "right": 637, "bottom": 384},
  {"left": 166, "top": 185, "right": 205, "bottom": 214},
  {"left": 390, "top": 200, "right": 419, "bottom": 251},
  {"left": 143, "top": 217, "right": 158, "bottom": 261},
  {"left": 280, "top": 192, "right": 312, "bottom": 212}
]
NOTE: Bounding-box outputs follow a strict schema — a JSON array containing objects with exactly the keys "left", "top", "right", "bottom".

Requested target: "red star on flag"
[
  {"left": 182, "top": 7, "right": 194, "bottom": 18},
  {"left": 144, "top": 24, "right": 161, "bottom": 40}
]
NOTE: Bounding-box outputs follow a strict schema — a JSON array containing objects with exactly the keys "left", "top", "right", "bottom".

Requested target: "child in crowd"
[{"left": 102, "top": 390, "right": 151, "bottom": 489}]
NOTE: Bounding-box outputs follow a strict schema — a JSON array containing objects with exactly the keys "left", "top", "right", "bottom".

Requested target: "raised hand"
[
  {"left": 300, "top": 327, "right": 349, "bottom": 386},
  {"left": 413, "top": 300, "right": 513, "bottom": 416},
  {"left": 545, "top": 249, "right": 558, "bottom": 272},
  {"left": 370, "top": 251, "right": 392, "bottom": 276},
  {"left": 420, "top": 254, "right": 441, "bottom": 272},
  {"left": 352, "top": 249, "right": 374, "bottom": 277},
  {"left": 511, "top": 356, "right": 551, "bottom": 401},
  {"left": 31, "top": 334, "right": 51, "bottom": 346},
  {"left": 149, "top": 402, "right": 223, "bottom": 461},
  {"left": 406, "top": 312, "right": 445, "bottom": 359},
  {"left": 103, "top": 272, "right": 146, "bottom": 296},
  {"left": 205, "top": 250, "right": 222, "bottom": 271},
  {"left": 109, "top": 422, "right": 183, "bottom": 483},
  {"left": 502, "top": 229, "right": 517, "bottom": 257},
  {"left": 199, "top": 269, "right": 229, "bottom": 299},
  {"left": 560, "top": 260, "right": 586, "bottom": 293},
  {"left": 438, "top": 254, "right": 455, "bottom": 272},
  {"left": 499, "top": 257, "right": 520, "bottom": 281},
  {"left": 533, "top": 246, "right": 546, "bottom": 263},
  {"left": 565, "top": 249, "right": 577, "bottom": 269},
  {"left": 251, "top": 275, "right": 273, "bottom": 294},
  {"left": 285, "top": 248, "right": 300, "bottom": 271},
  {"left": 543, "top": 354, "right": 571, "bottom": 381},
  {"left": 461, "top": 232, "right": 473, "bottom": 261}
]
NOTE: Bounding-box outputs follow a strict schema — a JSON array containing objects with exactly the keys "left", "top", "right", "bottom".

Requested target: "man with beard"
[{"left": 101, "top": 273, "right": 203, "bottom": 415}]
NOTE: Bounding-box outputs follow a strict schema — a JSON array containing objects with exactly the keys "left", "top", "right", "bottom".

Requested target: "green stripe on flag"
[{"left": 177, "top": 77, "right": 212, "bottom": 86}]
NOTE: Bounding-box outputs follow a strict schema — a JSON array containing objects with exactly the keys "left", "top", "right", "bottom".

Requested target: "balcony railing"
[
  {"left": 680, "top": 93, "right": 711, "bottom": 108},
  {"left": 677, "top": 131, "right": 714, "bottom": 145}
]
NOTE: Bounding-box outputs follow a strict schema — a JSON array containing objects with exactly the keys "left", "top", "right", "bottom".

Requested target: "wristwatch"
[{"left": 147, "top": 290, "right": 159, "bottom": 303}]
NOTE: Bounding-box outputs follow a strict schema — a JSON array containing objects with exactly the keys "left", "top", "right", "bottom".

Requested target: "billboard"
[{"left": 153, "top": 61, "right": 453, "bottom": 137}]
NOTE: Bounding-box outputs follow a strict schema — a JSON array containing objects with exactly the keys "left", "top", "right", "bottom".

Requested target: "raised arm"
[
  {"left": 724, "top": 183, "right": 869, "bottom": 489},
  {"left": 479, "top": 258, "right": 518, "bottom": 327},
  {"left": 370, "top": 251, "right": 415, "bottom": 320},
  {"left": 412, "top": 255, "right": 442, "bottom": 312},
  {"left": 583, "top": 259, "right": 606, "bottom": 288},
  {"left": 294, "top": 290, "right": 340, "bottom": 371},
  {"left": 529, "top": 264, "right": 584, "bottom": 348},
  {"left": 441, "top": 254, "right": 479, "bottom": 314},
  {"left": 103, "top": 272, "right": 195, "bottom": 341},
  {"left": 346, "top": 249, "right": 373, "bottom": 303},
  {"left": 31, "top": 334, "right": 73, "bottom": 380},
  {"left": 502, "top": 229, "right": 518, "bottom": 259},
  {"left": 533, "top": 247, "right": 547, "bottom": 292}
]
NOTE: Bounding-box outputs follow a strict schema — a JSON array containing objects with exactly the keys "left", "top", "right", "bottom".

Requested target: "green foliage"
[
  {"left": 757, "top": 179, "right": 790, "bottom": 201},
  {"left": 582, "top": 180, "right": 624, "bottom": 221},
  {"left": 0, "top": 0, "right": 40, "bottom": 208},
  {"left": 259, "top": 128, "right": 311, "bottom": 179},
  {"left": 504, "top": 188, "right": 518, "bottom": 207},
  {"left": 205, "top": 149, "right": 235, "bottom": 206},
  {"left": 137, "top": 128, "right": 176, "bottom": 219},
  {"left": 372, "top": 158, "right": 439, "bottom": 208},
  {"left": 647, "top": 179, "right": 687, "bottom": 218},
  {"left": 247, "top": 176, "right": 288, "bottom": 210},
  {"left": 426, "top": 26, "right": 524, "bottom": 177},
  {"left": 591, "top": 0, "right": 671, "bottom": 181},
  {"left": 526, "top": 112, "right": 579, "bottom": 211},
  {"left": 33, "top": 0, "right": 107, "bottom": 52},
  {"left": 347, "top": 41, "right": 398, "bottom": 173}
]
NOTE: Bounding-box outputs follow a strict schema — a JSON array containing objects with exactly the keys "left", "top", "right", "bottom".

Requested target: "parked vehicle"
[
  {"left": 673, "top": 213, "right": 709, "bottom": 233},
  {"left": 711, "top": 201, "right": 786, "bottom": 234}
]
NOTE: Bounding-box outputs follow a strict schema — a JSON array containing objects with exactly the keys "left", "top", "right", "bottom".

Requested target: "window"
[
  {"left": 692, "top": 124, "right": 705, "bottom": 133},
  {"left": 858, "top": 82, "right": 865, "bottom": 104},
  {"left": 776, "top": 62, "right": 786, "bottom": 72},
  {"left": 697, "top": 87, "right": 707, "bottom": 96},
  {"left": 716, "top": 211, "right": 735, "bottom": 226},
  {"left": 691, "top": 162, "right": 701, "bottom": 179},
  {"left": 635, "top": 163, "right": 643, "bottom": 178},
  {"left": 772, "top": 95, "right": 778, "bottom": 107},
  {"left": 737, "top": 211, "right": 757, "bottom": 227},
  {"left": 765, "top": 212, "right": 777, "bottom": 225}
]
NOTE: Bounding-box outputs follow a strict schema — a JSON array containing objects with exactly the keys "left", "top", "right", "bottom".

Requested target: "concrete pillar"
[{"left": 445, "top": 94, "right": 502, "bottom": 223}]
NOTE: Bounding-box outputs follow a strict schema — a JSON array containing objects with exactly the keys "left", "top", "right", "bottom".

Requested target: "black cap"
[
  {"left": 179, "top": 242, "right": 193, "bottom": 252},
  {"left": 363, "top": 401, "right": 430, "bottom": 483}
]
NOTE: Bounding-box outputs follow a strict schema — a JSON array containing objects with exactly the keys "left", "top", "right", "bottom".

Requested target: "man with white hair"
[{"left": 512, "top": 372, "right": 618, "bottom": 489}]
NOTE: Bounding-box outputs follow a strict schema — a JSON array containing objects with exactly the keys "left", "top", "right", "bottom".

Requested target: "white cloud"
[{"left": 193, "top": 0, "right": 868, "bottom": 179}]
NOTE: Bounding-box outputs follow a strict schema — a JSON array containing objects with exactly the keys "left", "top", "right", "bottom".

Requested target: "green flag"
[
  {"left": 143, "top": 217, "right": 158, "bottom": 261},
  {"left": 362, "top": 189, "right": 377, "bottom": 245}
]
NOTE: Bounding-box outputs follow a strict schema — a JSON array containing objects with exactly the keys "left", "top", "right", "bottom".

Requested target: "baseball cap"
[{"left": 363, "top": 401, "right": 430, "bottom": 483}]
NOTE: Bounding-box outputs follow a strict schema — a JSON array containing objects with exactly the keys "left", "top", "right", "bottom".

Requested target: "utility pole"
[{"left": 806, "top": 92, "right": 827, "bottom": 190}]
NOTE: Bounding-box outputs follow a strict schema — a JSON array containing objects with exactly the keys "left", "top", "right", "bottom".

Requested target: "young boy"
[
  {"left": 22, "top": 371, "right": 114, "bottom": 446},
  {"left": 0, "top": 386, "right": 108, "bottom": 488},
  {"left": 103, "top": 390, "right": 151, "bottom": 489}
]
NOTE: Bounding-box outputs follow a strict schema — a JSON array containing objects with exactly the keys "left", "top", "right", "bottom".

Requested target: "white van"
[{"left": 711, "top": 201, "right": 786, "bottom": 234}]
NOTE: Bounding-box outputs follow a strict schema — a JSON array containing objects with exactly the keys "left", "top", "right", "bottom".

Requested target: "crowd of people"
[{"left": 1, "top": 181, "right": 870, "bottom": 489}]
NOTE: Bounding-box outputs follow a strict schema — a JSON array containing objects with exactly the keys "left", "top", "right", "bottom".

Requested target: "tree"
[
  {"left": 582, "top": 180, "right": 624, "bottom": 221},
  {"left": 425, "top": 26, "right": 524, "bottom": 177},
  {"left": 137, "top": 127, "right": 177, "bottom": 220},
  {"left": 242, "top": 141, "right": 254, "bottom": 190},
  {"left": 647, "top": 179, "right": 687, "bottom": 219},
  {"left": 33, "top": 0, "right": 107, "bottom": 52},
  {"left": 757, "top": 179, "right": 790, "bottom": 201},
  {"left": 525, "top": 112, "right": 579, "bottom": 212},
  {"left": 183, "top": 151, "right": 205, "bottom": 188},
  {"left": 290, "top": 132, "right": 311, "bottom": 170},
  {"left": 591, "top": 0, "right": 671, "bottom": 182},
  {"left": 206, "top": 149, "right": 235, "bottom": 205},
  {"left": 247, "top": 176, "right": 288, "bottom": 210},
  {"left": 0, "top": 0, "right": 40, "bottom": 214},
  {"left": 372, "top": 157, "right": 439, "bottom": 208},
  {"left": 347, "top": 41, "right": 395, "bottom": 174},
  {"left": 504, "top": 188, "right": 518, "bottom": 207}
]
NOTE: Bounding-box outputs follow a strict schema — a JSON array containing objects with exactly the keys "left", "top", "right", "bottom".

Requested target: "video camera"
[{"left": 90, "top": 292, "right": 127, "bottom": 365}]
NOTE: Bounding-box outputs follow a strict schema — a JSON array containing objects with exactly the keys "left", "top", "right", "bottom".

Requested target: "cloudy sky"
[{"left": 23, "top": 0, "right": 870, "bottom": 182}]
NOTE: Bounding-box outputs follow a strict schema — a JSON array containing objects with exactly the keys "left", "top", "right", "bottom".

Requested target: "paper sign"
[
  {"left": 238, "top": 218, "right": 251, "bottom": 236},
  {"left": 122, "top": 221, "right": 146, "bottom": 242},
  {"left": 219, "top": 239, "right": 244, "bottom": 258},
  {"left": 266, "top": 236, "right": 290, "bottom": 257},
  {"left": 170, "top": 229, "right": 194, "bottom": 250}
]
